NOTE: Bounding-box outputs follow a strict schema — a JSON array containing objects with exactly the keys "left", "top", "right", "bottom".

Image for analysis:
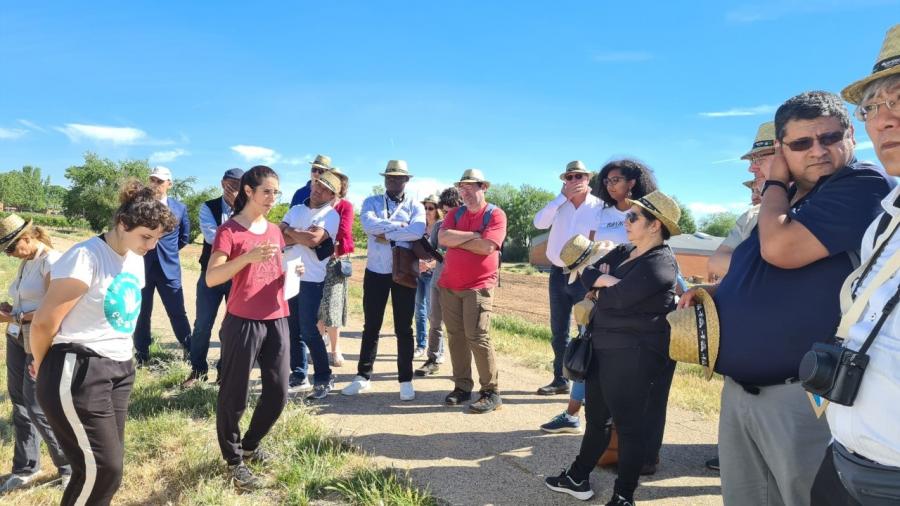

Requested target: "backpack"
[{"left": 454, "top": 204, "right": 504, "bottom": 285}]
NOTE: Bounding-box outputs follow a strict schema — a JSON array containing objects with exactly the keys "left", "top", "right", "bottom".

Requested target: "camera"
[{"left": 799, "top": 341, "right": 870, "bottom": 406}]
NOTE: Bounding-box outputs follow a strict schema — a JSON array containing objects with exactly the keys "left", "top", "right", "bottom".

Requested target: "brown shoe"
[
  {"left": 180, "top": 370, "right": 207, "bottom": 389},
  {"left": 469, "top": 391, "right": 502, "bottom": 414}
]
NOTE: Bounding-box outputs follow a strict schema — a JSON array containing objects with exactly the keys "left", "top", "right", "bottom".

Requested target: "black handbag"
[
  {"left": 314, "top": 237, "right": 335, "bottom": 261},
  {"left": 563, "top": 326, "right": 593, "bottom": 381}
]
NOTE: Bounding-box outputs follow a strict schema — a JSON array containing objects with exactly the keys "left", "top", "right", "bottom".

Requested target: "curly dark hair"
[
  {"left": 591, "top": 159, "right": 658, "bottom": 207},
  {"left": 438, "top": 186, "right": 462, "bottom": 209},
  {"left": 113, "top": 179, "right": 177, "bottom": 233}
]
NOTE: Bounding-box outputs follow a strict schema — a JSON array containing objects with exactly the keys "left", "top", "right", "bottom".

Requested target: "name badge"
[{"left": 7, "top": 323, "right": 21, "bottom": 338}]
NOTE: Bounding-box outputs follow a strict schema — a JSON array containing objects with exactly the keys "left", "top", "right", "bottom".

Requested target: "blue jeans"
[
  {"left": 549, "top": 266, "right": 589, "bottom": 383},
  {"left": 415, "top": 271, "right": 434, "bottom": 349},
  {"left": 190, "top": 275, "right": 230, "bottom": 373},
  {"left": 287, "top": 292, "right": 309, "bottom": 381},
  {"left": 295, "top": 281, "right": 332, "bottom": 385}
]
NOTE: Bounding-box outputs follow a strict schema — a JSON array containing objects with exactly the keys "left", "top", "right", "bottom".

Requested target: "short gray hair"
[
  {"left": 860, "top": 74, "right": 900, "bottom": 106},
  {"left": 774, "top": 91, "right": 851, "bottom": 141}
]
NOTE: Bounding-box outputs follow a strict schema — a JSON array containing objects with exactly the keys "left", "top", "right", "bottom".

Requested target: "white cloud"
[
  {"left": 593, "top": 51, "right": 653, "bottom": 63},
  {"left": 150, "top": 148, "right": 189, "bottom": 164},
  {"left": 688, "top": 201, "right": 751, "bottom": 216},
  {"left": 17, "top": 119, "right": 46, "bottom": 132},
  {"left": 0, "top": 127, "right": 28, "bottom": 140},
  {"left": 699, "top": 105, "right": 776, "bottom": 118},
  {"left": 231, "top": 144, "right": 279, "bottom": 164},
  {"left": 711, "top": 157, "right": 744, "bottom": 165},
  {"left": 856, "top": 140, "right": 874, "bottom": 151},
  {"left": 56, "top": 123, "right": 148, "bottom": 144}
]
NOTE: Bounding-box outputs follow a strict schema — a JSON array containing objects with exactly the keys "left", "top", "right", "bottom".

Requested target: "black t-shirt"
[
  {"left": 581, "top": 243, "right": 677, "bottom": 355},
  {"left": 714, "top": 160, "right": 891, "bottom": 385}
]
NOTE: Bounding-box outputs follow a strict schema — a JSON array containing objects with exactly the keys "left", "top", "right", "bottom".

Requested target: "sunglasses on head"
[
  {"left": 782, "top": 130, "right": 846, "bottom": 152},
  {"left": 564, "top": 173, "right": 586, "bottom": 182}
]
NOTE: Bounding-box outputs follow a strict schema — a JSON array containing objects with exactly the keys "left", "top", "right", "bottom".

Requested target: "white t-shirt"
[
  {"left": 282, "top": 202, "right": 340, "bottom": 283},
  {"left": 8, "top": 246, "right": 61, "bottom": 314},
  {"left": 594, "top": 205, "right": 629, "bottom": 245},
  {"left": 51, "top": 236, "right": 145, "bottom": 361}
]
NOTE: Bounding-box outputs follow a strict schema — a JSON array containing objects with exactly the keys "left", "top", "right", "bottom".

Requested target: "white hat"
[{"left": 150, "top": 166, "right": 173, "bottom": 181}]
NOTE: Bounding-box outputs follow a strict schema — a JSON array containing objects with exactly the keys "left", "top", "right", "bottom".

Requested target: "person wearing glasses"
[
  {"left": 679, "top": 91, "right": 891, "bottom": 506},
  {"left": 0, "top": 215, "right": 70, "bottom": 494},
  {"left": 544, "top": 191, "right": 680, "bottom": 505},
  {"left": 809, "top": 25, "right": 900, "bottom": 505},
  {"left": 532, "top": 161, "right": 605, "bottom": 400},
  {"left": 205, "top": 165, "right": 290, "bottom": 489},
  {"left": 414, "top": 194, "right": 443, "bottom": 358}
]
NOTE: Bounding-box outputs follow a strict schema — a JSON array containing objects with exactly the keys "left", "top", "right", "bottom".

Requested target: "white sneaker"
[
  {"left": 341, "top": 376, "right": 371, "bottom": 396},
  {"left": 400, "top": 381, "right": 415, "bottom": 401}
]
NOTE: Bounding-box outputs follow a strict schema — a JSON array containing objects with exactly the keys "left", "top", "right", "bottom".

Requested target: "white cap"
[{"left": 150, "top": 166, "right": 173, "bottom": 181}]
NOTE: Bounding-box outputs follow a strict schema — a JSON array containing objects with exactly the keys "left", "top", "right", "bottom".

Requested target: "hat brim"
[
  {"left": 455, "top": 179, "right": 489, "bottom": 187},
  {"left": 842, "top": 65, "right": 900, "bottom": 104},
  {"left": 666, "top": 288, "right": 720, "bottom": 380},
  {"left": 380, "top": 171, "right": 413, "bottom": 178},
  {"left": 740, "top": 147, "right": 776, "bottom": 161},
  {"left": 315, "top": 179, "right": 339, "bottom": 194},
  {"left": 566, "top": 244, "right": 611, "bottom": 284},
  {"left": 625, "top": 198, "right": 682, "bottom": 236},
  {"left": 0, "top": 219, "right": 32, "bottom": 252},
  {"left": 559, "top": 169, "right": 592, "bottom": 180}
]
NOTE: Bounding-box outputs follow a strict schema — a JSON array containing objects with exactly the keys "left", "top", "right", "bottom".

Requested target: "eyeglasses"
[
  {"left": 782, "top": 130, "right": 846, "bottom": 152},
  {"left": 424, "top": 206, "right": 437, "bottom": 211},
  {"left": 4, "top": 237, "right": 20, "bottom": 254},
  {"left": 564, "top": 173, "right": 586, "bottom": 182},
  {"left": 855, "top": 94, "right": 899, "bottom": 122},
  {"left": 749, "top": 153, "right": 773, "bottom": 165},
  {"left": 625, "top": 211, "right": 642, "bottom": 223},
  {"left": 603, "top": 176, "right": 626, "bottom": 186},
  {"left": 258, "top": 189, "right": 283, "bottom": 198},
  {"left": 311, "top": 167, "right": 326, "bottom": 175}
]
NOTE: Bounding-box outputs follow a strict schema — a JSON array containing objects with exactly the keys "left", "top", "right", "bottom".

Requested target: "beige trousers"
[{"left": 440, "top": 287, "right": 499, "bottom": 392}]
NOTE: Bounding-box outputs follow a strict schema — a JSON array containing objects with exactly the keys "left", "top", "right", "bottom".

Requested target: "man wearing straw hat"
[
  {"left": 680, "top": 91, "right": 891, "bottom": 506},
  {"left": 439, "top": 169, "right": 507, "bottom": 413},
  {"left": 808, "top": 24, "right": 900, "bottom": 504},
  {"left": 289, "top": 154, "right": 332, "bottom": 207},
  {"left": 342, "top": 160, "right": 426, "bottom": 401},
  {"left": 532, "top": 161, "right": 603, "bottom": 401}
]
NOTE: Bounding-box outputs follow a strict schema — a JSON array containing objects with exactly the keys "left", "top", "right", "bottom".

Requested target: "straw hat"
[
  {"left": 0, "top": 214, "right": 32, "bottom": 252},
  {"left": 666, "top": 288, "right": 720, "bottom": 380},
  {"left": 559, "top": 234, "right": 616, "bottom": 284},
  {"left": 310, "top": 154, "right": 332, "bottom": 170},
  {"left": 740, "top": 122, "right": 776, "bottom": 160},
  {"left": 380, "top": 160, "right": 413, "bottom": 178},
  {"left": 842, "top": 24, "right": 900, "bottom": 104},
  {"left": 625, "top": 190, "right": 682, "bottom": 237},
  {"left": 455, "top": 168, "right": 490, "bottom": 188},
  {"left": 742, "top": 179, "right": 756, "bottom": 190},
  {"left": 573, "top": 299, "right": 594, "bottom": 326},
  {"left": 422, "top": 194, "right": 440, "bottom": 205},
  {"left": 559, "top": 160, "right": 591, "bottom": 180},
  {"left": 315, "top": 171, "right": 342, "bottom": 195}
]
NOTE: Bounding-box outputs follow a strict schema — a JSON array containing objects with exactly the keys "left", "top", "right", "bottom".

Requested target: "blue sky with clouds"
[{"left": 1, "top": 1, "right": 897, "bottom": 215}]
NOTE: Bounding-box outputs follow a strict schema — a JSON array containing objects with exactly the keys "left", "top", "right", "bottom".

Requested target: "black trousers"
[
  {"left": 571, "top": 347, "right": 665, "bottom": 500},
  {"left": 216, "top": 314, "right": 290, "bottom": 465},
  {"left": 811, "top": 443, "right": 862, "bottom": 506},
  {"left": 36, "top": 343, "right": 134, "bottom": 506},
  {"left": 357, "top": 269, "right": 416, "bottom": 383},
  {"left": 644, "top": 357, "right": 676, "bottom": 464}
]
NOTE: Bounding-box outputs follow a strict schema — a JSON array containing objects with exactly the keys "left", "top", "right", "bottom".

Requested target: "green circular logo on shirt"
[{"left": 104, "top": 272, "right": 142, "bottom": 333}]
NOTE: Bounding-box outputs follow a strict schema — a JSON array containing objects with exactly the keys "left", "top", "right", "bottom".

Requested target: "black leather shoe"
[
  {"left": 537, "top": 380, "right": 571, "bottom": 396},
  {"left": 444, "top": 388, "right": 472, "bottom": 405}
]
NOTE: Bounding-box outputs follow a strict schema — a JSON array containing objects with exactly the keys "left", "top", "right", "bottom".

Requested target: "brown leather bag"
[
  {"left": 597, "top": 423, "right": 619, "bottom": 467},
  {"left": 392, "top": 246, "right": 419, "bottom": 288}
]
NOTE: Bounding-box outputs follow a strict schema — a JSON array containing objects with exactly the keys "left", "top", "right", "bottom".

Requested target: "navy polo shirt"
[
  {"left": 290, "top": 180, "right": 312, "bottom": 208},
  {"left": 714, "top": 161, "right": 890, "bottom": 385}
]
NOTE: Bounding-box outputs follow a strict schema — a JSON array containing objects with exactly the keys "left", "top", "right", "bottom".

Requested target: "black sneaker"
[
  {"left": 705, "top": 457, "right": 720, "bottom": 472},
  {"left": 243, "top": 446, "right": 271, "bottom": 465},
  {"left": 537, "top": 379, "right": 570, "bottom": 396},
  {"left": 605, "top": 493, "right": 634, "bottom": 506},
  {"left": 469, "top": 390, "right": 502, "bottom": 414},
  {"left": 444, "top": 388, "right": 472, "bottom": 405},
  {"left": 306, "top": 377, "right": 335, "bottom": 401},
  {"left": 415, "top": 359, "right": 440, "bottom": 376},
  {"left": 544, "top": 468, "right": 593, "bottom": 501},
  {"left": 229, "top": 463, "right": 260, "bottom": 489}
]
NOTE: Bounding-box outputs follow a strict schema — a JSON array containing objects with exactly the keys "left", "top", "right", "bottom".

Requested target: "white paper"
[
  {"left": 6, "top": 322, "right": 20, "bottom": 338},
  {"left": 283, "top": 246, "right": 304, "bottom": 300}
]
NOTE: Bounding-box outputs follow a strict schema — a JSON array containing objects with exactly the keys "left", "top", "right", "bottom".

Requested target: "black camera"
[{"left": 798, "top": 341, "right": 870, "bottom": 406}]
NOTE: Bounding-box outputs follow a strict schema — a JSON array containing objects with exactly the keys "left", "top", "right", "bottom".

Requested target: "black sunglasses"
[
  {"left": 564, "top": 173, "right": 586, "bottom": 182},
  {"left": 311, "top": 167, "right": 326, "bottom": 174},
  {"left": 783, "top": 130, "right": 846, "bottom": 152},
  {"left": 625, "top": 211, "right": 642, "bottom": 223},
  {"left": 424, "top": 206, "right": 437, "bottom": 211},
  {"left": 4, "top": 237, "right": 20, "bottom": 254}
]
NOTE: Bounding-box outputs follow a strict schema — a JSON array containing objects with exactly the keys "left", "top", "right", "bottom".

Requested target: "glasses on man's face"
[
  {"left": 603, "top": 176, "right": 626, "bottom": 186},
  {"left": 564, "top": 173, "right": 586, "bottom": 182},
  {"left": 311, "top": 167, "right": 326, "bottom": 175},
  {"left": 855, "top": 94, "right": 899, "bottom": 122},
  {"left": 783, "top": 130, "right": 846, "bottom": 152},
  {"left": 625, "top": 211, "right": 642, "bottom": 223},
  {"left": 750, "top": 153, "right": 773, "bottom": 166}
]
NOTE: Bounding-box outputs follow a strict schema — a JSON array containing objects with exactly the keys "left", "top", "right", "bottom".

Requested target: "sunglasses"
[
  {"left": 4, "top": 237, "right": 20, "bottom": 254},
  {"left": 424, "top": 206, "right": 437, "bottom": 211},
  {"left": 603, "top": 176, "right": 627, "bottom": 186},
  {"left": 625, "top": 211, "right": 642, "bottom": 223},
  {"left": 782, "top": 130, "right": 846, "bottom": 152},
  {"left": 311, "top": 167, "right": 326, "bottom": 175},
  {"left": 564, "top": 173, "right": 586, "bottom": 182}
]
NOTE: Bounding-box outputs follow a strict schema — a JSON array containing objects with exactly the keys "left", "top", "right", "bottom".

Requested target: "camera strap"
[{"left": 858, "top": 284, "right": 900, "bottom": 356}]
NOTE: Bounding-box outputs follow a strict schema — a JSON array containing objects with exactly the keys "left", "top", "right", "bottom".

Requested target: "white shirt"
[
  {"left": 7, "top": 246, "right": 61, "bottom": 314},
  {"left": 199, "top": 197, "right": 233, "bottom": 245},
  {"left": 533, "top": 193, "right": 603, "bottom": 267},
  {"left": 594, "top": 205, "right": 629, "bottom": 245},
  {"left": 282, "top": 201, "right": 340, "bottom": 283},
  {"left": 827, "top": 184, "right": 900, "bottom": 467},
  {"left": 721, "top": 205, "right": 760, "bottom": 250},
  {"left": 51, "top": 236, "right": 145, "bottom": 361},
  {"left": 360, "top": 193, "right": 426, "bottom": 275}
]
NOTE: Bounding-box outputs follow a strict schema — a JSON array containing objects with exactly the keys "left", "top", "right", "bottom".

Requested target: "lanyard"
[{"left": 382, "top": 194, "right": 405, "bottom": 221}]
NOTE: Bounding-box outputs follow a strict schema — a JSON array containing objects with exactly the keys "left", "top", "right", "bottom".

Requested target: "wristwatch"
[{"left": 762, "top": 180, "right": 789, "bottom": 196}]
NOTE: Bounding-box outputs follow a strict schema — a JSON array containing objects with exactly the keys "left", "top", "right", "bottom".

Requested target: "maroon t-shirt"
[
  {"left": 212, "top": 219, "right": 289, "bottom": 320},
  {"left": 438, "top": 204, "right": 507, "bottom": 291}
]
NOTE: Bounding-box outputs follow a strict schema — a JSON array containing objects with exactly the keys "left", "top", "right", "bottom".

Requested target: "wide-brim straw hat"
[
  {"left": 328, "top": 166, "right": 349, "bottom": 183},
  {"left": 422, "top": 194, "right": 440, "bottom": 205},
  {"left": 626, "top": 190, "right": 682, "bottom": 237},
  {"left": 559, "top": 160, "right": 591, "bottom": 180},
  {"left": 455, "top": 168, "right": 490, "bottom": 188},
  {"left": 666, "top": 288, "right": 720, "bottom": 380},
  {"left": 741, "top": 121, "right": 776, "bottom": 160},
  {"left": 0, "top": 214, "right": 33, "bottom": 252},
  {"left": 742, "top": 179, "right": 756, "bottom": 190},
  {"left": 559, "top": 234, "right": 616, "bottom": 284},
  {"left": 380, "top": 159, "right": 413, "bottom": 178},
  {"left": 310, "top": 154, "right": 332, "bottom": 170},
  {"left": 315, "top": 171, "right": 342, "bottom": 195},
  {"left": 842, "top": 24, "right": 900, "bottom": 104},
  {"left": 573, "top": 299, "right": 594, "bottom": 326}
]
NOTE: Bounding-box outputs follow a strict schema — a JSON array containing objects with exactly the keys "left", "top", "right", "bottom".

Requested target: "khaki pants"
[{"left": 440, "top": 287, "right": 498, "bottom": 392}]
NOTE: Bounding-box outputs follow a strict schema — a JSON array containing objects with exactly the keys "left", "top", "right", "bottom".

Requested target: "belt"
[{"left": 735, "top": 377, "right": 799, "bottom": 395}]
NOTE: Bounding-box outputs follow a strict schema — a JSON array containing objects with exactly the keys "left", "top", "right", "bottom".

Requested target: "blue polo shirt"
[
  {"left": 714, "top": 160, "right": 890, "bottom": 385},
  {"left": 290, "top": 180, "right": 312, "bottom": 208}
]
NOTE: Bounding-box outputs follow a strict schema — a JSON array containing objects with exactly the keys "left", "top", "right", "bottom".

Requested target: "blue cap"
[{"left": 223, "top": 168, "right": 244, "bottom": 181}]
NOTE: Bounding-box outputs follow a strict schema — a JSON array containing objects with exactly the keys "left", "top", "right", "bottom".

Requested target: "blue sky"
[{"left": 1, "top": 1, "right": 898, "bottom": 216}]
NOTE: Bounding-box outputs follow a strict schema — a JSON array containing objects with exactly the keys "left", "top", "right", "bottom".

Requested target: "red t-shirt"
[
  {"left": 438, "top": 204, "right": 507, "bottom": 291},
  {"left": 212, "top": 219, "right": 289, "bottom": 320}
]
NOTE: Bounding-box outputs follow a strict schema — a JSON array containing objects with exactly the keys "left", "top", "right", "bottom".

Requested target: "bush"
[
  {"left": 700, "top": 212, "right": 738, "bottom": 237},
  {"left": 352, "top": 213, "right": 367, "bottom": 250},
  {"left": 181, "top": 187, "right": 220, "bottom": 243},
  {"left": 268, "top": 203, "right": 290, "bottom": 225},
  {"left": 0, "top": 211, "right": 90, "bottom": 230}
]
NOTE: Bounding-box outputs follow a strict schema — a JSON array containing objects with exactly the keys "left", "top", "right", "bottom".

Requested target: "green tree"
[
  {"left": 672, "top": 196, "right": 697, "bottom": 235},
  {"left": 44, "top": 184, "right": 67, "bottom": 211},
  {"left": 352, "top": 212, "right": 367, "bottom": 250},
  {"left": 63, "top": 152, "right": 151, "bottom": 232},
  {"left": 700, "top": 212, "right": 738, "bottom": 237},
  {"left": 169, "top": 176, "right": 199, "bottom": 202},
  {"left": 371, "top": 184, "right": 385, "bottom": 196},
  {"left": 182, "top": 186, "right": 221, "bottom": 243},
  {"left": 0, "top": 166, "right": 50, "bottom": 211},
  {"left": 486, "top": 183, "right": 555, "bottom": 261},
  {"left": 268, "top": 203, "right": 290, "bottom": 225}
]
